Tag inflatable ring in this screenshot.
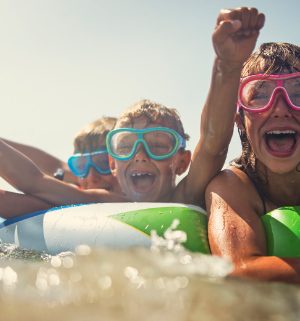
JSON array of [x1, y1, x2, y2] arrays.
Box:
[[0, 203, 210, 255], [261, 206, 300, 257]]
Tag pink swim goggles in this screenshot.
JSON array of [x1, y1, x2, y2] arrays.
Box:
[[238, 72, 300, 113]]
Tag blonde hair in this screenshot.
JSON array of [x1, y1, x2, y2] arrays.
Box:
[[115, 99, 189, 140], [73, 117, 116, 153]]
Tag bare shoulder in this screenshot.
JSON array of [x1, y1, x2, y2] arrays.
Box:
[[206, 166, 267, 258], [205, 166, 263, 217], [207, 166, 251, 190], [205, 167, 248, 202]]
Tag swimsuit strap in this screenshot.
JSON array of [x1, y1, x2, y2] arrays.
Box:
[[244, 169, 267, 215], [230, 159, 267, 215]]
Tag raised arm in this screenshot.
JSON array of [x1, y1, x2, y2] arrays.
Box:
[[1, 138, 77, 184], [177, 7, 265, 207], [206, 168, 300, 284], [0, 139, 126, 205]]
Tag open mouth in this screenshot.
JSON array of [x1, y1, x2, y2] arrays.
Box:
[[130, 171, 156, 191], [264, 129, 298, 156]]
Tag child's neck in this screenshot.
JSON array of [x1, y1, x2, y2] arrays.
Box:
[[263, 169, 300, 208]]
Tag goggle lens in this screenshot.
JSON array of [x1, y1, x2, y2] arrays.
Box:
[[239, 73, 300, 111], [91, 153, 111, 172], [107, 127, 185, 161], [68, 155, 89, 177], [68, 150, 111, 178], [144, 131, 177, 156]]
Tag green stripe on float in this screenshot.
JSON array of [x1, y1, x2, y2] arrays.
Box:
[[110, 206, 210, 254], [262, 206, 300, 257]]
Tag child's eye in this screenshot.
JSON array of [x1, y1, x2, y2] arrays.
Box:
[[148, 143, 171, 154], [289, 93, 300, 103], [117, 144, 132, 154], [251, 92, 269, 100]]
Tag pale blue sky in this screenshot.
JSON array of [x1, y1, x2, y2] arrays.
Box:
[[0, 0, 299, 189]]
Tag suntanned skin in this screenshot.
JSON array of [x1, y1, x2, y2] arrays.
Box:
[[174, 7, 265, 206], [1, 138, 119, 191], [206, 165, 300, 283], [1, 138, 77, 184], [0, 190, 54, 218], [0, 138, 122, 218], [206, 56, 300, 282], [0, 7, 264, 209], [0, 142, 127, 206]]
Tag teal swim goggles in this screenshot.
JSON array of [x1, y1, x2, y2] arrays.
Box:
[[106, 127, 186, 161], [68, 149, 111, 178]]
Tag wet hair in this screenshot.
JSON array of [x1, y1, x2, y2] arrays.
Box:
[[232, 42, 300, 184], [115, 99, 189, 141], [73, 116, 117, 153], [241, 42, 300, 77]]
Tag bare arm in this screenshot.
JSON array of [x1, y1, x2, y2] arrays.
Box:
[[1, 138, 77, 185], [176, 8, 265, 207], [206, 168, 300, 284], [0, 190, 54, 219], [0, 139, 126, 205]]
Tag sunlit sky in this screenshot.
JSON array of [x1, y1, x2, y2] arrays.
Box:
[[0, 0, 299, 190]]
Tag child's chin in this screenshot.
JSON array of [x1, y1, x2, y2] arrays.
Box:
[[128, 190, 159, 202]]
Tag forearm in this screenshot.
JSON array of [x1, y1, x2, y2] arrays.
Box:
[[23, 176, 125, 206], [185, 61, 242, 204], [199, 57, 242, 156], [233, 256, 300, 284], [1, 138, 77, 184], [1, 138, 66, 175], [0, 139, 45, 193], [201, 7, 264, 155], [0, 190, 53, 219]]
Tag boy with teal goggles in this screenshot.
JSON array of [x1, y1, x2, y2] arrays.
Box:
[[106, 127, 186, 161], [68, 149, 111, 178]]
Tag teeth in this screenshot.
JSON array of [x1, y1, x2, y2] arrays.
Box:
[[131, 172, 153, 177], [266, 130, 296, 135]]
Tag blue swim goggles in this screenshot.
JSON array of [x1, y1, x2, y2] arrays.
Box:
[[67, 149, 111, 178], [106, 127, 186, 161]]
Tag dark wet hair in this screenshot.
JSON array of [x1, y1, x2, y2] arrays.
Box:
[[232, 42, 300, 184], [241, 42, 300, 77]]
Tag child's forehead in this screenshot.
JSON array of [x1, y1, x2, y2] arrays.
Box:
[[119, 115, 178, 130]]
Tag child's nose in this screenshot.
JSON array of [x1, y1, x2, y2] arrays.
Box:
[[133, 143, 149, 162], [87, 167, 103, 182], [271, 92, 293, 119]]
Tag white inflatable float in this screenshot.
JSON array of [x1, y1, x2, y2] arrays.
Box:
[[0, 203, 210, 255]]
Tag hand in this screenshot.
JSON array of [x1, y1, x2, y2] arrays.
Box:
[[213, 7, 265, 66]]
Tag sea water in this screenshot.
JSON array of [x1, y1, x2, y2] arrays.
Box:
[[0, 226, 299, 320]]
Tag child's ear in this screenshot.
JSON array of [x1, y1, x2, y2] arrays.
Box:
[[175, 150, 191, 175], [109, 156, 117, 177]]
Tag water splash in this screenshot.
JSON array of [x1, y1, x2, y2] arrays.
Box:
[[0, 228, 299, 321], [150, 219, 233, 278]]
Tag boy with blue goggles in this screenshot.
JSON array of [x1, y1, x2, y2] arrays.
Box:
[[106, 127, 186, 161], [68, 149, 111, 178]]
